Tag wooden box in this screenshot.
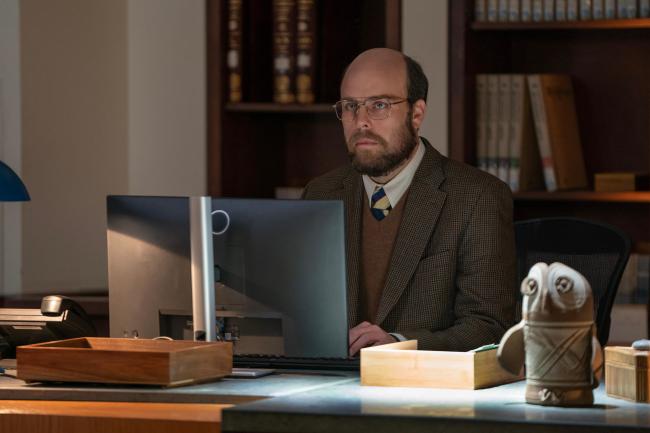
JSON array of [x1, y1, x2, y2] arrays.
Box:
[[605, 346, 650, 402], [360, 340, 522, 389], [16, 337, 232, 386]]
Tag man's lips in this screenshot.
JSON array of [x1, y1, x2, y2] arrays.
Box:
[[355, 139, 378, 146]]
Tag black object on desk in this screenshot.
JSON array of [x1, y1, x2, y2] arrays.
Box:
[[0, 295, 96, 357]]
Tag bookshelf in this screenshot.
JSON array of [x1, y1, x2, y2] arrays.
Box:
[[449, 0, 650, 253], [207, 0, 401, 198]]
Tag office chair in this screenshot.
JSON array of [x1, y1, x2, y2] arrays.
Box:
[[514, 217, 631, 346]]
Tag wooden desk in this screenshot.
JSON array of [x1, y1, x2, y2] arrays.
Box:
[[0, 400, 229, 433]]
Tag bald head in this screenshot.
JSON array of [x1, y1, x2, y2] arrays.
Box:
[[341, 48, 428, 104], [341, 48, 407, 101]]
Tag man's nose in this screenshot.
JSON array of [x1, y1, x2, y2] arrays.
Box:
[[354, 105, 371, 129]]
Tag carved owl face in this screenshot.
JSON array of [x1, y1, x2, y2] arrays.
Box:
[[521, 262, 593, 321]]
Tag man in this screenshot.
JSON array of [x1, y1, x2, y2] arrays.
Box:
[[302, 48, 516, 356]]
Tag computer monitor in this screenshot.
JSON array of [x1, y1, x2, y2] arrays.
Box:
[[107, 196, 349, 359], [107, 195, 215, 341], [208, 198, 348, 358]]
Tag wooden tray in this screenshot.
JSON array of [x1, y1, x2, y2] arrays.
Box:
[[361, 340, 522, 389], [16, 337, 232, 387]]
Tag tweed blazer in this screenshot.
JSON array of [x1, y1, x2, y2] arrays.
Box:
[[302, 138, 517, 351]]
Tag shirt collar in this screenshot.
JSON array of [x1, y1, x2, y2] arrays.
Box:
[[362, 138, 426, 207]]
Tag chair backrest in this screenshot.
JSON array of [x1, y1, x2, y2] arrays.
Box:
[[514, 217, 631, 346]]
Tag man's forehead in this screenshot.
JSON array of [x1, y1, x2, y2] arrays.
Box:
[[340, 66, 406, 99]]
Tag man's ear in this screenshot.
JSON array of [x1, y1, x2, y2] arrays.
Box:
[[410, 99, 427, 130]]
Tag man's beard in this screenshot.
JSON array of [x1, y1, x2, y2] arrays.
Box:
[[347, 115, 419, 178]]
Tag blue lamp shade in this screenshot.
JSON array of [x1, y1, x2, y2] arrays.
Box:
[[0, 160, 30, 201]]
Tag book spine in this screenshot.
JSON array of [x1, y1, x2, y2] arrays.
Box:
[[641, 0, 650, 17], [476, 74, 489, 173], [527, 75, 557, 191], [618, 0, 628, 17], [497, 75, 512, 184], [592, 0, 605, 18], [532, 0, 544, 20], [556, 0, 568, 19], [627, 0, 638, 17], [580, 0, 593, 19], [273, 0, 296, 104], [521, 0, 533, 20], [567, 0, 580, 18], [227, 0, 243, 103], [487, 0, 499, 21], [499, 0, 510, 20], [604, 0, 617, 17], [475, 0, 487, 20], [509, 75, 525, 192], [295, 0, 316, 104], [486, 75, 500, 177], [543, 0, 555, 19], [508, 0, 521, 20]]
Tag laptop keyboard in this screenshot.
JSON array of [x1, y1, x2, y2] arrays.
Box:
[[234, 353, 360, 371]]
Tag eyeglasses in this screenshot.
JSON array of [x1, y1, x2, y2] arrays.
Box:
[[333, 97, 407, 121]]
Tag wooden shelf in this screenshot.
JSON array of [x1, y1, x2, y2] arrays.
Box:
[[513, 191, 650, 203], [472, 18, 650, 31], [225, 102, 335, 114]]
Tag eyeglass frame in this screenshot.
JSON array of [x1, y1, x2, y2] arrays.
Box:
[[332, 96, 409, 121]]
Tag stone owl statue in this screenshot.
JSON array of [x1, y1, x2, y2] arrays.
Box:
[[497, 262, 603, 406]]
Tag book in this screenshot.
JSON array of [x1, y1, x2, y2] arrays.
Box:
[[475, 0, 487, 20], [543, 0, 555, 19], [604, 0, 617, 18], [487, 0, 499, 21], [580, 0, 593, 19], [527, 74, 588, 191], [295, 0, 316, 104], [594, 172, 650, 192], [497, 75, 512, 183], [641, 0, 650, 17], [556, 0, 568, 19], [499, 0, 510, 20], [508, 0, 521, 20], [617, 0, 629, 17], [568, 0, 580, 19], [592, 0, 605, 18], [532, 0, 544, 20], [509, 75, 544, 192], [521, 0, 533, 20], [486, 75, 500, 177], [273, 0, 296, 104], [626, 0, 638, 17], [227, 0, 243, 103], [476, 74, 489, 173]]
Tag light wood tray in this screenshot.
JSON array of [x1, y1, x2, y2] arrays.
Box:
[[16, 337, 232, 387], [361, 340, 522, 389]]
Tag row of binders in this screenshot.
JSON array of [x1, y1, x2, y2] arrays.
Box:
[[475, 0, 650, 22], [476, 74, 587, 192]]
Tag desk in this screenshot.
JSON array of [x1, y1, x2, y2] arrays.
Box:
[[0, 400, 228, 433], [222, 379, 650, 433], [1, 374, 650, 433]]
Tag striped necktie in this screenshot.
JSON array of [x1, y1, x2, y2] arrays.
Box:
[[370, 186, 392, 221]]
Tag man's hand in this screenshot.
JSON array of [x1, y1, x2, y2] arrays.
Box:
[[348, 321, 397, 356]]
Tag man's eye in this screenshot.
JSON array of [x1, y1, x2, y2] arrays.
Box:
[[342, 102, 358, 112], [371, 100, 389, 110]]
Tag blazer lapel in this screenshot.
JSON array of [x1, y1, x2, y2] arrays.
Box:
[[375, 143, 447, 325], [341, 171, 363, 328]]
